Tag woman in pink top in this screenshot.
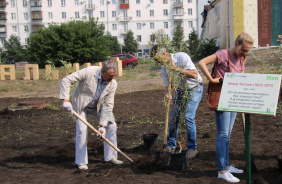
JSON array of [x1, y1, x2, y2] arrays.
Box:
[[198, 33, 254, 183]]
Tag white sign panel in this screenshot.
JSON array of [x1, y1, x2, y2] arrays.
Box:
[[218, 73, 282, 116]]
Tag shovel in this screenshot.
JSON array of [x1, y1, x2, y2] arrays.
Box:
[[241, 113, 258, 172], [71, 110, 134, 163]]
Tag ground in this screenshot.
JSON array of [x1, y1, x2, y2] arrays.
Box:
[[0, 48, 281, 184]]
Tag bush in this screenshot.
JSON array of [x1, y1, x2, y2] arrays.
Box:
[[195, 38, 220, 59]]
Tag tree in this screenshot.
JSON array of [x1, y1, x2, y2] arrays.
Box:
[[148, 29, 172, 52], [2, 35, 26, 63], [172, 25, 186, 52], [186, 28, 199, 57], [122, 30, 138, 54], [105, 32, 120, 55], [26, 18, 112, 67]]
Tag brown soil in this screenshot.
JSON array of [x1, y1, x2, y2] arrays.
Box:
[[0, 48, 281, 183]]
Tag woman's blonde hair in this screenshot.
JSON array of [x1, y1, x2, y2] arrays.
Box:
[[235, 32, 254, 46]]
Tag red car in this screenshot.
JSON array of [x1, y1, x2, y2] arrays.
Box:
[[110, 54, 138, 69]]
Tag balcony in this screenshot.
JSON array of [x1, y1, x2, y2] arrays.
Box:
[[0, 13, 6, 23], [32, 25, 44, 33], [30, 6, 42, 11], [174, 1, 183, 8], [120, 29, 128, 34], [120, 0, 129, 9], [0, 0, 6, 10], [118, 16, 132, 22], [0, 32, 6, 37], [85, 3, 95, 11], [173, 14, 184, 20]]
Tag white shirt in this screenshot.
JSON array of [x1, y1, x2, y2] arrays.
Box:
[[161, 52, 203, 89]]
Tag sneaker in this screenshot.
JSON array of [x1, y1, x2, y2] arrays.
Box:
[[228, 165, 244, 174], [188, 149, 198, 159], [218, 171, 240, 183], [109, 157, 123, 165], [77, 164, 88, 170]]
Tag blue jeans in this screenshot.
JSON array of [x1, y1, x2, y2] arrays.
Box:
[[215, 111, 237, 170], [167, 85, 203, 150]]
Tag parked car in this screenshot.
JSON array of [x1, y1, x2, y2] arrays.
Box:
[[110, 54, 138, 69]]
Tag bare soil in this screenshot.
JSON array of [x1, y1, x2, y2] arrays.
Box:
[[0, 48, 281, 184]]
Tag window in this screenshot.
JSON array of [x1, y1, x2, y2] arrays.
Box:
[[150, 0, 154, 3], [75, 0, 79, 5], [0, 26, 5, 32], [136, 0, 140, 4], [100, 0, 104, 5], [175, 22, 182, 27], [24, 25, 29, 32], [62, 12, 66, 19], [163, 0, 168, 3], [48, 12, 53, 19], [75, 12, 80, 18], [112, 24, 117, 30], [25, 38, 28, 44], [88, 11, 93, 18], [188, 0, 192, 2], [137, 23, 141, 30], [12, 26, 17, 32], [150, 10, 154, 17], [0, 39, 5, 46], [34, 12, 40, 19], [163, 9, 168, 16], [188, 8, 192, 15], [174, 8, 184, 15], [23, 0, 27, 7], [150, 22, 154, 29], [123, 23, 128, 33], [61, 0, 65, 6], [112, 0, 116, 4], [150, 35, 155, 42], [23, 13, 28, 20], [136, 10, 141, 17], [48, 0, 52, 7], [11, 0, 15, 7], [137, 35, 141, 42], [100, 11, 105, 18], [112, 11, 116, 18], [164, 34, 169, 39], [188, 21, 193, 28], [11, 13, 16, 20], [164, 22, 168, 29]]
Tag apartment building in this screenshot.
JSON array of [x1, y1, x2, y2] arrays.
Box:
[[1, 0, 198, 57]]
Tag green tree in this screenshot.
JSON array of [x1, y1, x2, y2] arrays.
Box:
[[26, 18, 111, 67], [123, 30, 138, 54], [197, 38, 220, 59], [105, 32, 120, 55], [172, 25, 186, 52], [2, 35, 26, 63], [186, 28, 199, 57]]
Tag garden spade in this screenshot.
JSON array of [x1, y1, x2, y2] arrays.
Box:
[[71, 110, 134, 163], [241, 113, 258, 172]]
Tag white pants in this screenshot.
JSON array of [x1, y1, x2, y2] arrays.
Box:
[[75, 110, 118, 165]]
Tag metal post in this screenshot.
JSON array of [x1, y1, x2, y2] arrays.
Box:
[[245, 113, 251, 184]]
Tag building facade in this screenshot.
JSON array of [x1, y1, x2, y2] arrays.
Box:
[[202, 0, 282, 49], [0, 0, 198, 57]]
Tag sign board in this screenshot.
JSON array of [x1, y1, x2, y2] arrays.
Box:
[[218, 73, 282, 116]]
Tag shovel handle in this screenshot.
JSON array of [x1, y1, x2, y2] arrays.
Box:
[[71, 110, 134, 163]]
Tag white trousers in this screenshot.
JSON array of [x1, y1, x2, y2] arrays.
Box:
[[75, 110, 118, 165]]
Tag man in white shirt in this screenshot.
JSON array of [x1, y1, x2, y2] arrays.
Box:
[[151, 45, 203, 159]]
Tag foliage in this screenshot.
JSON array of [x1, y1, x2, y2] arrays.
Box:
[[148, 29, 173, 51], [122, 30, 138, 54], [186, 28, 199, 57], [172, 25, 187, 52], [105, 32, 120, 55], [26, 18, 111, 67], [196, 37, 220, 59], [2, 35, 26, 63]]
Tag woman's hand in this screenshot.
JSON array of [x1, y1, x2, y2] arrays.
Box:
[[211, 77, 221, 83]]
